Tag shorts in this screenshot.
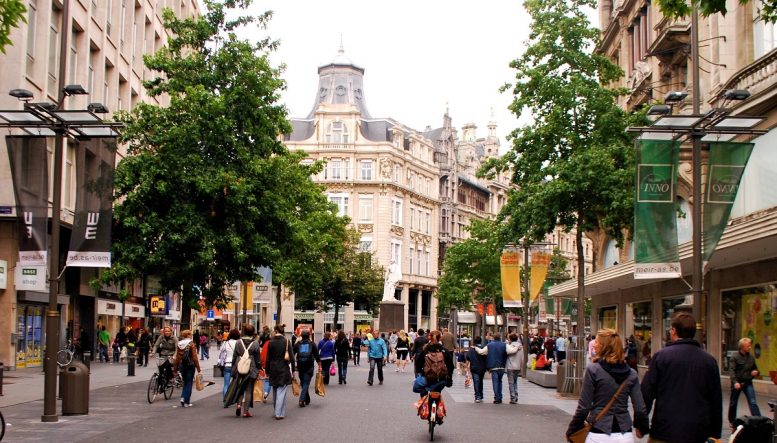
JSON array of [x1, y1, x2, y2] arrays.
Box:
[[396, 349, 408, 360]]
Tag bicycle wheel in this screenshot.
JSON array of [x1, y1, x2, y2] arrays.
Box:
[[147, 373, 159, 404], [56, 350, 73, 367], [163, 376, 174, 399], [1, 409, 5, 441], [428, 419, 435, 441]]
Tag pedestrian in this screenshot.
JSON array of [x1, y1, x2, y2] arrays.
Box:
[[412, 329, 428, 369], [389, 330, 398, 364], [294, 328, 320, 407], [544, 334, 556, 362], [556, 333, 567, 361], [193, 330, 200, 350], [441, 328, 456, 353], [173, 329, 201, 408], [641, 311, 722, 442], [414, 330, 454, 397], [408, 328, 416, 342], [266, 324, 295, 419], [395, 330, 411, 373], [364, 331, 388, 386], [587, 334, 597, 366], [318, 331, 335, 385], [351, 332, 362, 366], [566, 329, 649, 442], [153, 326, 178, 385], [334, 330, 352, 384], [505, 333, 523, 404], [474, 333, 508, 404], [220, 329, 239, 400], [137, 328, 152, 366], [116, 327, 127, 359], [466, 337, 487, 403], [199, 332, 209, 360], [727, 337, 762, 429], [223, 324, 260, 417], [97, 325, 111, 363], [259, 326, 272, 402]]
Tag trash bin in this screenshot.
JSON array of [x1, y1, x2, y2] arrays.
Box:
[[556, 360, 566, 393], [61, 361, 90, 415], [213, 365, 224, 378]]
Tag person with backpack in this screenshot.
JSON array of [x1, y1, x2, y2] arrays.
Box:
[[364, 331, 388, 386], [223, 324, 261, 417], [219, 329, 240, 399], [173, 329, 201, 408], [294, 329, 320, 407], [318, 331, 336, 385], [414, 330, 454, 397], [334, 330, 352, 384]]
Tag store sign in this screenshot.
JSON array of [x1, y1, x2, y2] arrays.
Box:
[[14, 265, 46, 291], [0, 259, 7, 289], [149, 294, 169, 316], [125, 303, 145, 318], [98, 299, 122, 316], [253, 284, 272, 304]]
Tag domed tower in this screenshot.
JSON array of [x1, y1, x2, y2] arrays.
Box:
[[306, 43, 372, 119]]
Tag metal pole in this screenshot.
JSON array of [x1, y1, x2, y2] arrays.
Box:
[[522, 242, 530, 378], [691, 3, 704, 344], [241, 282, 248, 328]]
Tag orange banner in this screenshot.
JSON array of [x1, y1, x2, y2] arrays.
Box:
[[500, 251, 522, 307], [529, 251, 551, 302]]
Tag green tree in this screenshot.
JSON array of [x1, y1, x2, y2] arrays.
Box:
[[0, 0, 25, 54], [482, 0, 638, 357], [105, 1, 340, 326], [657, 0, 777, 24]]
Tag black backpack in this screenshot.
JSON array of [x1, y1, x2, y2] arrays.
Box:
[[298, 341, 312, 363]]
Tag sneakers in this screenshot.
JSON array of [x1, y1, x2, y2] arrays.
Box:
[[509, 400, 518, 404], [185, 403, 193, 408], [180, 399, 185, 407], [367, 381, 373, 386], [242, 411, 252, 417], [475, 399, 482, 403]]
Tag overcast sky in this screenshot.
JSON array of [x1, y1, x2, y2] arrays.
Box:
[[238, 0, 538, 150]]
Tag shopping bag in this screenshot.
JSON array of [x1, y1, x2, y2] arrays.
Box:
[[253, 378, 263, 404], [315, 371, 326, 397], [291, 375, 301, 396], [330, 362, 336, 376], [195, 373, 204, 391]]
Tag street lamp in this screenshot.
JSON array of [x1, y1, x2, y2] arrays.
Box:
[[0, 87, 120, 422]]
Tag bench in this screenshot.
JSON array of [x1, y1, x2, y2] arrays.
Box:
[[526, 368, 557, 388]]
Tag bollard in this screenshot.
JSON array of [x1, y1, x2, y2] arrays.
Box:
[[0, 362, 4, 396], [127, 354, 136, 376], [82, 352, 91, 371]]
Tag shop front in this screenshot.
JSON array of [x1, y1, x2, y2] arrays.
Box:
[[14, 291, 69, 369], [353, 312, 373, 334], [97, 298, 123, 338], [124, 301, 146, 331]]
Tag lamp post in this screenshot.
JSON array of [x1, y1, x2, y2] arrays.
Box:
[[0, 91, 120, 422]]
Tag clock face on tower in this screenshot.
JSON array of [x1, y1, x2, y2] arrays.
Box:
[[335, 85, 346, 96]]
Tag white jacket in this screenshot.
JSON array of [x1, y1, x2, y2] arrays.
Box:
[[221, 339, 237, 367], [505, 341, 523, 370]]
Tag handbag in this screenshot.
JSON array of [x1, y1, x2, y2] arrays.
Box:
[[195, 373, 204, 391], [315, 371, 326, 397], [329, 362, 337, 376], [567, 378, 629, 443], [291, 375, 301, 396]]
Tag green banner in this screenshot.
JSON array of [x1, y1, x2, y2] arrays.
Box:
[[703, 142, 753, 263], [634, 139, 681, 279]]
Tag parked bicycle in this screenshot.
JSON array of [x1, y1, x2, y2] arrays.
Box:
[[56, 339, 81, 368], [147, 356, 183, 404]]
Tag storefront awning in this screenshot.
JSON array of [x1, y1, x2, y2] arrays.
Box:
[[456, 311, 478, 323]]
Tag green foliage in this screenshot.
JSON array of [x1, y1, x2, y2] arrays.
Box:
[[657, 0, 777, 24], [105, 1, 344, 309], [547, 248, 573, 284], [0, 0, 25, 54]]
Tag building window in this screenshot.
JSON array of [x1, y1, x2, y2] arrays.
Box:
[[47, 6, 60, 95], [409, 246, 414, 274], [626, 301, 652, 364], [326, 121, 349, 143], [409, 205, 414, 229], [26, 1, 36, 63], [358, 194, 373, 222], [426, 211, 431, 234], [425, 248, 431, 276], [392, 198, 402, 225], [359, 236, 372, 253], [360, 160, 372, 180], [327, 193, 349, 217], [721, 285, 777, 376], [391, 240, 402, 273], [393, 164, 401, 183], [754, 15, 777, 57], [417, 247, 422, 274]]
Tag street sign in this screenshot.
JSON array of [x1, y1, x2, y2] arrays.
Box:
[[207, 309, 215, 320], [273, 313, 277, 321]]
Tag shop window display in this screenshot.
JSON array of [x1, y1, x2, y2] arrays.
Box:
[[626, 301, 652, 365], [722, 284, 777, 382], [599, 306, 617, 330], [662, 296, 688, 346]]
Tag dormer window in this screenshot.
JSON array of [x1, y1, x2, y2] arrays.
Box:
[[326, 121, 349, 143]]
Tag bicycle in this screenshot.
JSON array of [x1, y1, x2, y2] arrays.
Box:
[[147, 357, 183, 404], [426, 391, 443, 441], [56, 339, 81, 368]]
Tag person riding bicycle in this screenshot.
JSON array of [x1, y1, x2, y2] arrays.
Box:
[[153, 326, 179, 384], [414, 330, 454, 395]]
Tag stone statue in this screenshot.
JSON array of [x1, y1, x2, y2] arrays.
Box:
[[382, 259, 401, 301]]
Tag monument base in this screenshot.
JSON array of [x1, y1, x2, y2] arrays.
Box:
[[378, 300, 405, 332]]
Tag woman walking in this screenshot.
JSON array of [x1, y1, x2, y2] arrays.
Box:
[[318, 332, 335, 385], [351, 332, 362, 366], [220, 329, 240, 400], [334, 330, 351, 384], [137, 328, 152, 367], [266, 324, 296, 419], [173, 330, 201, 408], [224, 324, 261, 417], [395, 330, 410, 373], [566, 329, 649, 442]]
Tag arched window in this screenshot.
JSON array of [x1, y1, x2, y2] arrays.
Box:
[[326, 121, 349, 143]]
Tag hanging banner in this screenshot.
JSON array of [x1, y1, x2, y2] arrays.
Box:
[[66, 138, 117, 267], [6, 136, 49, 266], [703, 142, 754, 264], [529, 251, 550, 302], [500, 250, 522, 307], [634, 139, 681, 279]]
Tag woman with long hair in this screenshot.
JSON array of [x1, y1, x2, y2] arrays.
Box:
[[318, 331, 335, 385], [219, 329, 240, 400], [334, 330, 352, 384], [223, 324, 261, 417], [395, 330, 411, 373], [266, 324, 296, 419], [566, 329, 649, 442], [413, 330, 454, 397]]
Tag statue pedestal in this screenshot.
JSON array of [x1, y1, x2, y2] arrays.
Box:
[[378, 300, 405, 332]]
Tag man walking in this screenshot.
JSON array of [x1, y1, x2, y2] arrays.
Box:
[[441, 328, 456, 353], [641, 312, 722, 442], [294, 329, 320, 408], [412, 329, 428, 371], [98, 325, 111, 363], [466, 337, 488, 403], [555, 333, 567, 361], [365, 331, 388, 386], [505, 333, 522, 404], [475, 333, 508, 404], [728, 337, 761, 428]]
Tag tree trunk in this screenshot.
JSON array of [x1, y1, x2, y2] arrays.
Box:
[[575, 216, 587, 394], [275, 284, 282, 326], [333, 302, 340, 332]]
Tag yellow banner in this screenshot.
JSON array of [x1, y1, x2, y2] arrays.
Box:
[[530, 251, 551, 302], [500, 251, 522, 307]]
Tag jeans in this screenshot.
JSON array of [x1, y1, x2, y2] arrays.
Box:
[[321, 359, 333, 384], [98, 344, 108, 362], [491, 369, 505, 402], [368, 357, 383, 383], [138, 347, 149, 366], [472, 372, 484, 400], [180, 364, 195, 404], [728, 382, 761, 424], [353, 348, 360, 365], [506, 369, 520, 403], [222, 366, 232, 399], [273, 384, 288, 418], [299, 367, 314, 404], [200, 344, 209, 360], [337, 359, 348, 382]]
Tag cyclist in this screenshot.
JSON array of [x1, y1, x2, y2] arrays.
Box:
[[414, 330, 454, 395], [153, 326, 179, 384]]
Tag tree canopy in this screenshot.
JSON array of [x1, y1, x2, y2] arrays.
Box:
[[657, 0, 777, 23], [0, 0, 25, 53]]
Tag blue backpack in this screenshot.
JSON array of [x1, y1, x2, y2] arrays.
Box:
[[298, 342, 312, 363]]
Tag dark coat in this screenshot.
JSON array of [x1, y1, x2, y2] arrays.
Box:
[[567, 362, 648, 437], [466, 346, 487, 376], [335, 337, 352, 361], [267, 335, 295, 387], [484, 340, 508, 370], [294, 338, 320, 371], [641, 339, 722, 443], [729, 350, 758, 386], [229, 337, 261, 379]]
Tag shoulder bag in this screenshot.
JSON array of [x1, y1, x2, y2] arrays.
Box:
[[567, 378, 630, 443]]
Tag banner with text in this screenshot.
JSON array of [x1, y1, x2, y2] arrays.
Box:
[[66, 138, 117, 267], [529, 251, 550, 302], [634, 139, 681, 279], [500, 250, 522, 307], [6, 136, 49, 266], [703, 142, 754, 264]]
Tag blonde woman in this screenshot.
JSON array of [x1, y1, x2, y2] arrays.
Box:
[[566, 329, 648, 442], [395, 330, 411, 372]]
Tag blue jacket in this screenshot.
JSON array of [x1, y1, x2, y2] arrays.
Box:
[[365, 338, 387, 359], [484, 341, 507, 370], [318, 339, 335, 359]]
